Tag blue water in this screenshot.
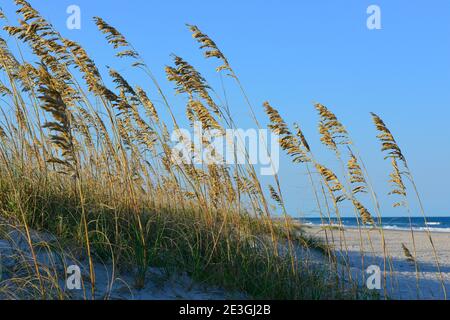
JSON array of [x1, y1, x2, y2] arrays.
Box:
[[297, 217, 450, 232]]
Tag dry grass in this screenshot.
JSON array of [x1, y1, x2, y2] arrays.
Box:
[[0, 0, 444, 300]]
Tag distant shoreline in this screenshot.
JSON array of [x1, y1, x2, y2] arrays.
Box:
[[295, 216, 450, 233], [301, 223, 450, 233]]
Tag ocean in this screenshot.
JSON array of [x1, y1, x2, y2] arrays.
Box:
[[297, 216, 450, 232]]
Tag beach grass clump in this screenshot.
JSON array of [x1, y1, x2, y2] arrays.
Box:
[[0, 0, 444, 300], [0, 0, 355, 299]]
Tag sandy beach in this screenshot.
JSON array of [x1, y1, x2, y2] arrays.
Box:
[[2, 220, 450, 299], [0, 225, 244, 300], [306, 226, 450, 299]]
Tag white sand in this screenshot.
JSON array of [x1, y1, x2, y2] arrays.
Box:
[[306, 226, 450, 299], [0, 226, 244, 300], [3, 220, 449, 300]]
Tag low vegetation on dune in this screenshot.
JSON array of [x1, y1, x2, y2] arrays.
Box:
[[0, 0, 444, 299]]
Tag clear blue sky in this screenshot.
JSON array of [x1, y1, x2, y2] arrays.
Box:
[[1, 0, 449, 217]]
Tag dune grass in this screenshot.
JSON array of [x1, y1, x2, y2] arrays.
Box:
[[0, 0, 444, 300]]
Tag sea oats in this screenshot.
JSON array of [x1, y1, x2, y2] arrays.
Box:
[[402, 243, 416, 262], [186, 24, 231, 73], [94, 16, 138, 59], [315, 103, 349, 151], [347, 151, 367, 195], [269, 184, 283, 207], [371, 112, 405, 163], [264, 102, 309, 163]]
